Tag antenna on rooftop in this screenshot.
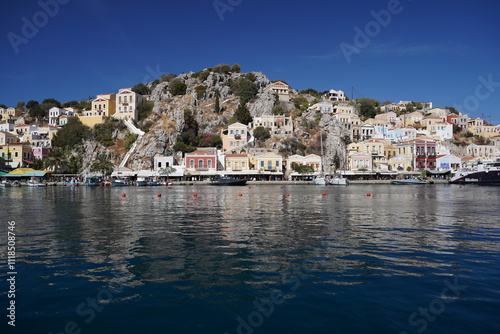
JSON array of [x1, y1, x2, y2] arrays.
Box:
[[351, 87, 354, 100]]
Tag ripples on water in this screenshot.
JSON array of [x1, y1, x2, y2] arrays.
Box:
[[0, 185, 499, 333]]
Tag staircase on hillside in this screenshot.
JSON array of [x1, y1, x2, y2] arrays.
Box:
[[119, 119, 145, 168]]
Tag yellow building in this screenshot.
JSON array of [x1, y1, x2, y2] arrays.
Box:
[[0, 143, 33, 168], [225, 154, 250, 171], [250, 152, 283, 172], [91, 94, 116, 117], [77, 115, 105, 127], [470, 124, 499, 138]]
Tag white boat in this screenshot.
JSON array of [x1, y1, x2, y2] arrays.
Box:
[[27, 179, 47, 187], [111, 179, 130, 186], [313, 131, 328, 185], [1, 180, 12, 187], [313, 176, 328, 185], [329, 175, 348, 186], [450, 158, 500, 185]]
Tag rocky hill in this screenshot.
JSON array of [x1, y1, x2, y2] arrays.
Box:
[[81, 67, 349, 172]]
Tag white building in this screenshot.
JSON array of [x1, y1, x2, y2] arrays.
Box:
[[115, 88, 144, 121], [325, 89, 346, 102]]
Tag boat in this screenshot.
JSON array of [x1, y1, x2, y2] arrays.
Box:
[[313, 131, 328, 185], [27, 179, 47, 187], [329, 174, 348, 186], [111, 179, 130, 186], [450, 158, 500, 185], [66, 179, 80, 186], [313, 176, 328, 185], [136, 177, 160, 186], [211, 176, 247, 186], [84, 177, 103, 186], [391, 178, 427, 185], [1, 180, 12, 187]]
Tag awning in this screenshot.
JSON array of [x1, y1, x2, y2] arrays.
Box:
[[4, 168, 47, 177]]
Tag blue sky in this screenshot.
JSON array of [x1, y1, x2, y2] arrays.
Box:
[[1, 0, 499, 123]]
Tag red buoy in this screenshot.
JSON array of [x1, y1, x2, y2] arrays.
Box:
[[157, 193, 161, 197], [121, 193, 126, 197], [193, 193, 198, 197], [322, 192, 327, 196], [366, 192, 371, 196]]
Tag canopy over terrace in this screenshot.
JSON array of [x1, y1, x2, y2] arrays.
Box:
[[4, 168, 48, 178]]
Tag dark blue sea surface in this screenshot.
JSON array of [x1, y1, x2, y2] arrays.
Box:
[[1, 184, 499, 334]]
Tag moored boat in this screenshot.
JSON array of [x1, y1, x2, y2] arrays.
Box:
[[111, 179, 130, 186], [450, 158, 500, 185], [329, 174, 348, 186], [27, 179, 47, 187], [211, 176, 247, 186], [391, 178, 427, 185]]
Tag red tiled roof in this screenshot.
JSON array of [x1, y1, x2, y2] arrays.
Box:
[[226, 154, 248, 157]]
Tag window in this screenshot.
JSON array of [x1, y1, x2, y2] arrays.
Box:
[[207, 160, 212, 168], [15, 152, 18, 158], [190, 159, 194, 167], [158, 162, 162, 168], [260, 161, 264, 167], [198, 160, 203, 168], [268, 161, 272, 169], [276, 160, 279, 167]]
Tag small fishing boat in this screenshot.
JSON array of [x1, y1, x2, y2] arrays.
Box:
[[391, 178, 427, 185], [111, 179, 130, 186], [329, 174, 348, 186], [27, 179, 47, 187]]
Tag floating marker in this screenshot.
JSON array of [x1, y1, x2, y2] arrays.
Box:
[[286, 193, 290, 197], [121, 193, 126, 197], [238, 193, 243, 197], [366, 192, 371, 196], [322, 192, 327, 196], [193, 193, 198, 197], [168, 186, 173, 189], [248, 186, 252, 189], [157, 193, 161, 197]]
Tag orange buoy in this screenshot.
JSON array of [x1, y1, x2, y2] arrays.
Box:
[[248, 186, 252, 189], [121, 193, 126, 197], [168, 186, 173, 189], [328, 186, 331, 188], [193, 193, 198, 197], [238, 193, 243, 197], [322, 192, 327, 196], [286, 193, 290, 197], [459, 185, 462, 188], [157, 193, 161, 197], [366, 192, 371, 196]]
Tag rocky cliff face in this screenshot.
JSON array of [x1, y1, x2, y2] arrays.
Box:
[[94, 69, 348, 171]]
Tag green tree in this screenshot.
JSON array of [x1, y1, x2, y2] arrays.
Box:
[[138, 101, 154, 122], [161, 73, 177, 82], [66, 155, 83, 174], [445, 106, 459, 115], [244, 72, 257, 82], [42, 98, 61, 108], [26, 100, 39, 109], [125, 132, 138, 150], [232, 101, 253, 125], [16, 101, 25, 110], [169, 79, 187, 96], [230, 64, 241, 73], [231, 78, 258, 104], [132, 83, 150, 95], [357, 98, 380, 119], [253, 126, 270, 141], [52, 117, 90, 148], [213, 64, 231, 74], [32, 158, 44, 170], [293, 164, 314, 174], [195, 85, 207, 99], [159, 166, 176, 181], [45, 147, 67, 172], [271, 104, 286, 115], [91, 154, 115, 176], [29, 106, 46, 119], [214, 89, 221, 114], [0, 104, 7, 109]]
